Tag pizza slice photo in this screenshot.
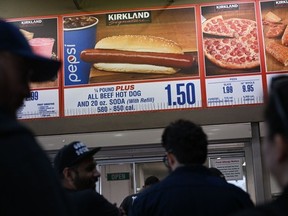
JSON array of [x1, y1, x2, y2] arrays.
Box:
[[202, 15, 260, 74], [202, 15, 235, 38]]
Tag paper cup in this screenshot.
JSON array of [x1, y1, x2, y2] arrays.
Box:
[[29, 38, 55, 58], [63, 16, 98, 86]]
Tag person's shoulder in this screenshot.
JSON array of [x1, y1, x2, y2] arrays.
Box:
[[67, 189, 120, 215], [123, 193, 135, 199], [224, 182, 253, 201], [211, 177, 246, 194], [69, 189, 115, 206], [223, 181, 245, 191], [224, 182, 251, 197], [203, 176, 254, 207], [133, 180, 164, 202], [120, 193, 133, 206]]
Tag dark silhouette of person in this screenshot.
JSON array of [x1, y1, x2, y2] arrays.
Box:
[[54, 141, 122, 216], [0, 19, 73, 216], [130, 119, 254, 216], [120, 176, 160, 215], [231, 75, 288, 216]]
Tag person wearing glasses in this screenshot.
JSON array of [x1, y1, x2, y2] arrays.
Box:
[[231, 75, 288, 216], [130, 119, 254, 216]]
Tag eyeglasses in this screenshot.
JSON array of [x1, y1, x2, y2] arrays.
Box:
[[163, 155, 169, 168], [269, 75, 288, 137], [162, 149, 173, 168]]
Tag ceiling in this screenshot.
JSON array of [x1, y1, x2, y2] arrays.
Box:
[[37, 122, 259, 151], [0, 0, 238, 18]]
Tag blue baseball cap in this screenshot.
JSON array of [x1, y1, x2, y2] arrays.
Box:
[[0, 19, 61, 82]]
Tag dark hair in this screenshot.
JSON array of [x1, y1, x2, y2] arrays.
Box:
[[161, 119, 208, 165], [144, 176, 160, 186], [265, 75, 288, 141]]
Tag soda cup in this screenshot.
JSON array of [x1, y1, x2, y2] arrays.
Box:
[[63, 16, 98, 86]]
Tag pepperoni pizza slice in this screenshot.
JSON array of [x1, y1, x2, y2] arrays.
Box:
[[224, 18, 257, 37], [202, 16, 260, 70], [203, 37, 259, 69], [202, 15, 234, 37]]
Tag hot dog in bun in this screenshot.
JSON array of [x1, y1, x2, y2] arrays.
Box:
[[80, 35, 196, 74]]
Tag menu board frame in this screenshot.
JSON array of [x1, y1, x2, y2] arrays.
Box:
[[7, 0, 288, 123]]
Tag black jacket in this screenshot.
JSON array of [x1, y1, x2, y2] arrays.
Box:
[[231, 185, 288, 216], [130, 165, 254, 216], [120, 193, 138, 215], [0, 111, 73, 216], [66, 188, 120, 216]]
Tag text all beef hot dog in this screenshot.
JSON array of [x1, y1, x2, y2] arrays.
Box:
[[80, 35, 196, 74]]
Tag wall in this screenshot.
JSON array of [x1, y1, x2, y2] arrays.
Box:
[[100, 164, 132, 206], [0, 0, 264, 136]]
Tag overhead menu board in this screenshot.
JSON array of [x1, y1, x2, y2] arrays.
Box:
[[201, 2, 264, 107], [62, 7, 202, 116], [8, 0, 288, 119]]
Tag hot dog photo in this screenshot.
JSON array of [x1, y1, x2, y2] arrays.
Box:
[[63, 7, 198, 86], [80, 35, 196, 75]]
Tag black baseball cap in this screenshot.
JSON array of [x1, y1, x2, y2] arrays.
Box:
[[54, 141, 101, 174], [0, 19, 61, 82]]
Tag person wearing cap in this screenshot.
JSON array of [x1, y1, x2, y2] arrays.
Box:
[[130, 119, 254, 216], [120, 175, 160, 215], [54, 141, 122, 216], [231, 75, 288, 216], [0, 19, 73, 215]]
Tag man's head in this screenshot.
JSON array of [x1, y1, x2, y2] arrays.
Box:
[[54, 141, 101, 190], [0, 19, 60, 116], [143, 176, 160, 189], [162, 119, 208, 171], [264, 75, 288, 188]]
